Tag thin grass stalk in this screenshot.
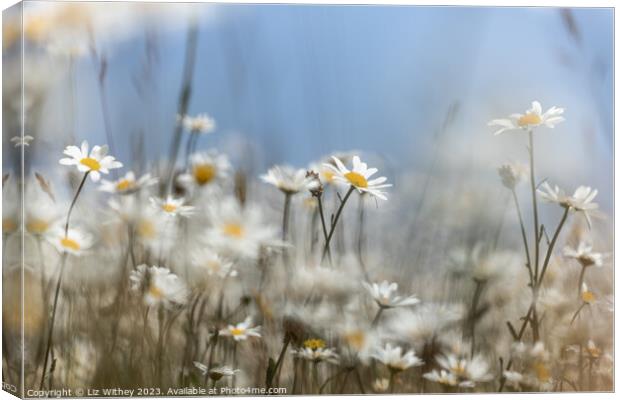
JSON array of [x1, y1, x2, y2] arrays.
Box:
[[528, 129, 540, 281], [165, 21, 199, 194], [321, 186, 355, 262], [64, 172, 90, 236], [536, 207, 570, 287], [39, 253, 68, 390], [511, 189, 533, 282], [316, 195, 332, 264]]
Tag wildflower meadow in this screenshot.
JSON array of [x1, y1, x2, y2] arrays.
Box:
[[2, 2, 613, 397]]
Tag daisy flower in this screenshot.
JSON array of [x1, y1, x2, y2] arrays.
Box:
[[537, 182, 598, 226], [59, 140, 122, 182], [99, 171, 157, 195], [130, 264, 188, 308], [502, 371, 524, 390], [46, 226, 93, 256], [497, 163, 528, 190], [260, 165, 318, 195], [193, 362, 240, 381], [363, 281, 420, 309], [150, 196, 195, 218], [132, 210, 178, 254], [25, 185, 60, 236], [435, 353, 493, 387], [191, 249, 237, 279], [10, 135, 34, 147], [581, 282, 596, 304], [563, 241, 605, 268], [204, 198, 279, 261], [585, 339, 602, 359], [323, 156, 391, 200], [178, 113, 216, 134], [488, 101, 565, 135], [219, 316, 261, 341], [314, 151, 358, 187], [291, 338, 339, 363], [423, 369, 459, 386], [371, 343, 423, 372], [178, 150, 231, 189], [372, 378, 390, 393]]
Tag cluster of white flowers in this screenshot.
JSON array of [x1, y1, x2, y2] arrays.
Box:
[[3, 96, 609, 396]]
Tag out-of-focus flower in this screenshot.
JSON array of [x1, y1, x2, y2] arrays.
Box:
[[130, 264, 188, 308], [371, 343, 423, 372], [337, 323, 380, 365], [46, 226, 93, 256], [581, 282, 596, 304], [423, 370, 458, 386], [178, 151, 231, 189], [529, 342, 550, 361], [25, 184, 60, 236], [502, 371, 523, 390], [537, 182, 598, 226], [384, 303, 466, 347], [563, 241, 604, 268], [363, 281, 419, 309], [488, 101, 565, 135], [132, 210, 178, 254], [219, 316, 261, 341], [178, 113, 216, 134], [531, 361, 552, 389], [323, 156, 391, 200], [585, 339, 602, 359], [497, 163, 528, 190], [59, 141, 122, 182], [193, 362, 240, 381], [99, 171, 157, 195], [191, 249, 237, 278], [150, 196, 195, 218], [10, 135, 34, 147], [291, 338, 339, 363], [372, 378, 390, 392], [260, 165, 318, 195], [435, 353, 493, 387], [204, 199, 279, 261]]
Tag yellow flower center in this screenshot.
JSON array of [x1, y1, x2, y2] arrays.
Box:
[[162, 203, 177, 213], [206, 260, 221, 273], [2, 218, 17, 233], [438, 376, 453, 385], [80, 157, 101, 171], [451, 362, 467, 376], [587, 346, 601, 358], [148, 285, 163, 299], [193, 164, 216, 185], [230, 327, 245, 336], [582, 290, 595, 303], [25, 15, 50, 42], [60, 237, 80, 251], [533, 362, 550, 382], [26, 219, 49, 234], [137, 220, 156, 239], [303, 338, 326, 350], [344, 330, 365, 350], [345, 171, 368, 188], [223, 223, 244, 238], [116, 179, 135, 192], [518, 113, 542, 127], [323, 170, 335, 184]]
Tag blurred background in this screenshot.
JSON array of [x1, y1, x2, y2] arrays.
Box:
[[3, 2, 613, 211]]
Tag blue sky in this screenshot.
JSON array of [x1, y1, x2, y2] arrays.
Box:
[[14, 4, 614, 207]]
